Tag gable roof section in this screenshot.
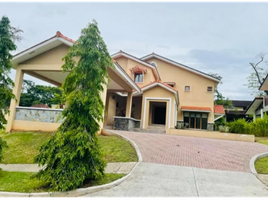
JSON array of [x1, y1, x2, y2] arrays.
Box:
[[12, 31, 75, 66], [113, 62, 141, 92], [214, 105, 225, 114], [245, 97, 263, 115], [132, 80, 179, 103], [111, 50, 161, 81], [140, 52, 220, 83]]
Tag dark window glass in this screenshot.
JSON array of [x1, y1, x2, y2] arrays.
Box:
[[202, 113, 208, 130]]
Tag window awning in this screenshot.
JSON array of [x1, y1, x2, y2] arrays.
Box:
[[181, 106, 211, 113]]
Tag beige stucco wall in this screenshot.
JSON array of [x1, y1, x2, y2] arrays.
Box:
[[146, 58, 217, 123], [21, 44, 70, 65], [141, 86, 176, 129], [12, 120, 61, 132], [116, 57, 156, 87]]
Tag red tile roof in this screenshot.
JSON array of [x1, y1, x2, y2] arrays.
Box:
[[130, 65, 147, 74], [181, 106, 211, 111], [214, 105, 225, 114]]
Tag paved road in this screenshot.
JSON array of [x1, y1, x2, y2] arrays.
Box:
[[84, 162, 268, 197], [112, 130, 268, 172]]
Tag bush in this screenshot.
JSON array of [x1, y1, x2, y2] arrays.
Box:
[[218, 125, 229, 133], [251, 115, 268, 136], [227, 118, 252, 134], [226, 114, 268, 136]]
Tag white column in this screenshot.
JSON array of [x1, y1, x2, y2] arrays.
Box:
[[253, 113, 256, 122], [261, 109, 264, 119]]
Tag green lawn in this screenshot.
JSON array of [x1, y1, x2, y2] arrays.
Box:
[[255, 157, 268, 174], [0, 170, 124, 193], [255, 137, 268, 174], [255, 137, 268, 146], [0, 130, 138, 164]]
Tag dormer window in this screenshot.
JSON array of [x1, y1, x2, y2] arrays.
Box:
[[135, 73, 143, 83]]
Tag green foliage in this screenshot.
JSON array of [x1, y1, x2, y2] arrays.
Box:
[[19, 80, 63, 107], [214, 117, 225, 131], [227, 118, 252, 134], [226, 114, 268, 136], [34, 20, 114, 191], [0, 137, 8, 162], [0, 16, 22, 129]]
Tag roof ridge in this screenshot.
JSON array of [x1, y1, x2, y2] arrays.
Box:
[[140, 52, 220, 82]]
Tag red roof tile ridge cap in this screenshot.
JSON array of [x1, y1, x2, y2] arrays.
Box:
[[55, 31, 75, 43]]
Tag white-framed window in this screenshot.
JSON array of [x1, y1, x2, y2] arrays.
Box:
[[135, 73, 143, 83], [207, 86, 213, 92], [185, 86, 190, 91]]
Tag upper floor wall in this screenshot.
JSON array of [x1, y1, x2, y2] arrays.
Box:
[[145, 57, 218, 108]]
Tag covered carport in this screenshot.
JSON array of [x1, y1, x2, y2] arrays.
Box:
[[6, 31, 140, 132]]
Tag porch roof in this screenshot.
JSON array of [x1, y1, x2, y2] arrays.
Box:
[[11, 31, 141, 93], [181, 106, 211, 113], [245, 97, 263, 115]]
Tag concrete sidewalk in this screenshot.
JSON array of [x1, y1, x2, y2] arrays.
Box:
[[0, 162, 137, 174], [84, 162, 268, 197]]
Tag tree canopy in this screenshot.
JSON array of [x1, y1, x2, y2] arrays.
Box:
[[0, 16, 22, 129], [34, 20, 113, 191]]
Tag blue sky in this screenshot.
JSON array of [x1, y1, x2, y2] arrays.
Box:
[[2, 2, 268, 100]]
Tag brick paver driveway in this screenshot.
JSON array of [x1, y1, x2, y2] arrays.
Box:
[[112, 130, 268, 172]]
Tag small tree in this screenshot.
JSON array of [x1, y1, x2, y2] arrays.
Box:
[[34, 20, 113, 191], [0, 16, 22, 168], [246, 53, 268, 96]]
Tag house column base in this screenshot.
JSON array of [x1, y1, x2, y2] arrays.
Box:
[[114, 117, 140, 131], [207, 123, 214, 131]]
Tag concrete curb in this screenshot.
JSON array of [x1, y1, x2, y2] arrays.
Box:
[[0, 131, 142, 197], [105, 129, 143, 162], [249, 152, 268, 174]]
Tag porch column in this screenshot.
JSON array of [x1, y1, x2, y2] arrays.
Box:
[[261, 109, 264, 119], [125, 92, 133, 118], [253, 113, 256, 122], [6, 69, 24, 132]]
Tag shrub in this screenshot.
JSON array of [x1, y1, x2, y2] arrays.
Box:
[[251, 115, 268, 137], [218, 125, 229, 133], [226, 114, 268, 136], [227, 118, 252, 135]]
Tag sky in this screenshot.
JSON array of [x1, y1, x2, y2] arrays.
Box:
[[1, 2, 268, 101]]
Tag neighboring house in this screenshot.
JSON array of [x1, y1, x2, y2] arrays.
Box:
[[245, 75, 268, 120], [6, 31, 224, 133], [225, 100, 252, 122]]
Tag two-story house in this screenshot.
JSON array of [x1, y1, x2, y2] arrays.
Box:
[[6, 31, 223, 133]]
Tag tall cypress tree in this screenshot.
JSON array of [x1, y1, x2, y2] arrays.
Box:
[[0, 16, 22, 165], [34, 20, 113, 191]]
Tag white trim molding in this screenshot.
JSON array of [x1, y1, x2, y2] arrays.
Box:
[[111, 51, 161, 80], [113, 63, 141, 92], [143, 97, 172, 129]]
